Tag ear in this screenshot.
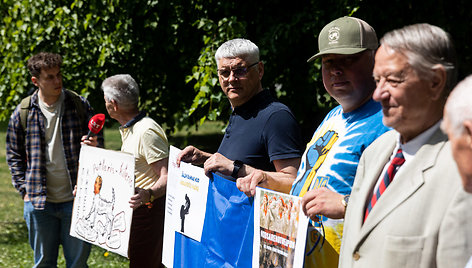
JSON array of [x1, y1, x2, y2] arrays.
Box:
[[110, 99, 119, 112], [463, 120, 472, 149], [257, 61, 264, 80], [430, 64, 447, 100], [31, 76, 39, 87]]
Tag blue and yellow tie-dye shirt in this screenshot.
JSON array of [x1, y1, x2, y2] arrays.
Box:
[[290, 98, 389, 267]]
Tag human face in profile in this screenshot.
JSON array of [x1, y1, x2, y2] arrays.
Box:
[[373, 44, 444, 142]]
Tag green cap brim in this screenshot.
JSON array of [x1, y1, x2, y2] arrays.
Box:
[[307, 47, 368, 62]]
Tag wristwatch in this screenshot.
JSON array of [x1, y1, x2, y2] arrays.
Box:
[[231, 160, 244, 178], [341, 194, 350, 208]]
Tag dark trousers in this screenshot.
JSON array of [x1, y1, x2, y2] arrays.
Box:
[[128, 196, 166, 268]]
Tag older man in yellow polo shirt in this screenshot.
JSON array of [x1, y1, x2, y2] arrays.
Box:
[[102, 74, 168, 268]]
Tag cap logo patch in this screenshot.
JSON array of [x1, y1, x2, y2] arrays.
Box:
[[328, 26, 340, 44]]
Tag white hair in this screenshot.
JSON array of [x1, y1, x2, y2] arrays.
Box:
[[101, 74, 139, 110], [445, 75, 472, 137], [381, 23, 457, 95], [215, 38, 260, 67]]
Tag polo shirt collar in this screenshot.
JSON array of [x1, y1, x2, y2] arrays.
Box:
[[121, 111, 146, 129], [233, 89, 272, 115]]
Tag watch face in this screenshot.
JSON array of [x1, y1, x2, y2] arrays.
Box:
[[232, 160, 244, 178], [343, 195, 350, 205], [234, 160, 243, 168]]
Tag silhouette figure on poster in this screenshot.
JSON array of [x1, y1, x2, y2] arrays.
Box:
[[180, 194, 191, 232]]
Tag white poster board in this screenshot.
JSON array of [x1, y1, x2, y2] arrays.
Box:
[[70, 145, 135, 258], [253, 187, 309, 268], [162, 146, 209, 268]]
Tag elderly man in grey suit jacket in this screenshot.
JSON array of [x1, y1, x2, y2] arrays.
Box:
[[339, 23, 472, 268]]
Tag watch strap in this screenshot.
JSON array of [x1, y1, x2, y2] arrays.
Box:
[[147, 188, 155, 203], [341, 194, 350, 207], [231, 160, 244, 178]]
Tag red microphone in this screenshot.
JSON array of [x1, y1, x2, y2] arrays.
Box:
[[86, 113, 105, 140]]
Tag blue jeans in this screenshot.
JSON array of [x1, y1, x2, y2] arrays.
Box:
[[24, 201, 91, 268]]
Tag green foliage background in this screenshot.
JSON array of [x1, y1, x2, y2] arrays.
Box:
[[1, 0, 471, 141]]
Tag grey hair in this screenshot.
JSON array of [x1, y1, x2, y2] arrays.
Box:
[[215, 38, 260, 67], [380, 23, 457, 95], [444, 75, 472, 137], [101, 74, 139, 110]]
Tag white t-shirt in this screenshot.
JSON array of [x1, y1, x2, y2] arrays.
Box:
[[39, 92, 73, 202]]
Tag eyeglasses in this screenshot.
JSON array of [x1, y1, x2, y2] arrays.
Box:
[[217, 62, 259, 79]]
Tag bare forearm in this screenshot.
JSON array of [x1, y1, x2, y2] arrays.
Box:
[[149, 158, 169, 199], [236, 158, 299, 195], [150, 174, 167, 199], [259, 171, 296, 194]]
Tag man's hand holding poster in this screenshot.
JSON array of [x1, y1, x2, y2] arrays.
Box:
[[162, 146, 308, 267], [253, 188, 309, 268], [70, 145, 135, 258], [162, 146, 209, 268]]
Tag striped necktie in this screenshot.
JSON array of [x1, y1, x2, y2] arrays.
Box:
[[364, 148, 405, 221]]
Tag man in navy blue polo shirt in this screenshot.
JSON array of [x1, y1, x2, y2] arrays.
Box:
[[177, 38, 303, 194]]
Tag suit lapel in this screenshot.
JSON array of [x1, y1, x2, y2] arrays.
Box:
[[356, 128, 447, 247], [347, 132, 396, 246]]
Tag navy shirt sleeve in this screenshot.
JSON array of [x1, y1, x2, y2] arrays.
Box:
[[263, 108, 303, 162]]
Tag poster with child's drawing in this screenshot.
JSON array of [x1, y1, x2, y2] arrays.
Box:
[[70, 145, 135, 258]]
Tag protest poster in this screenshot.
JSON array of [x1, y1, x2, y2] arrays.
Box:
[[253, 187, 309, 268], [162, 146, 209, 268], [70, 145, 135, 258]]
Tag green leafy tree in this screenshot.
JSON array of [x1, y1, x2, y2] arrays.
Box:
[[2, 0, 470, 142]]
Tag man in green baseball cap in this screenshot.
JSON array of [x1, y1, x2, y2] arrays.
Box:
[[234, 17, 388, 267], [307, 16, 378, 61], [289, 16, 389, 267]]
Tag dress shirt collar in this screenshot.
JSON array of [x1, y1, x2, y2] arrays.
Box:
[[395, 120, 442, 161]]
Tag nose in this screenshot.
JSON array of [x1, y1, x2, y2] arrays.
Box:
[[329, 63, 343, 76], [54, 75, 62, 85], [228, 70, 238, 82], [373, 78, 388, 102]]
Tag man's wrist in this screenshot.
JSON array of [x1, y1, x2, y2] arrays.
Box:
[[147, 188, 155, 202], [232, 160, 244, 178], [341, 194, 350, 217]]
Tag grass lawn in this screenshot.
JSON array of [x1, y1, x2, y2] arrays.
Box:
[[0, 120, 223, 267]]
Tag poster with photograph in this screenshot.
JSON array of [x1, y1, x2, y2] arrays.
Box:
[[70, 145, 135, 258], [253, 187, 309, 268], [162, 146, 210, 268]]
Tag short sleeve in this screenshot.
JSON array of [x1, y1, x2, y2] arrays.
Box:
[[263, 109, 303, 162], [141, 127, 169, 165]]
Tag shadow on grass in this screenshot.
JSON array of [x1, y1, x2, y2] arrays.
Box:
[[0, 221, 28, 244]]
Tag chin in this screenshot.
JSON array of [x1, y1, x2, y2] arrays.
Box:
[[382, 117, 398, 129], [462, 175, 472, 194]]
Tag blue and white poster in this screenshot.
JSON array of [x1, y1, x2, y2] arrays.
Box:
[[163, 147, 306, 267], [162, 146, 209, 267]]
